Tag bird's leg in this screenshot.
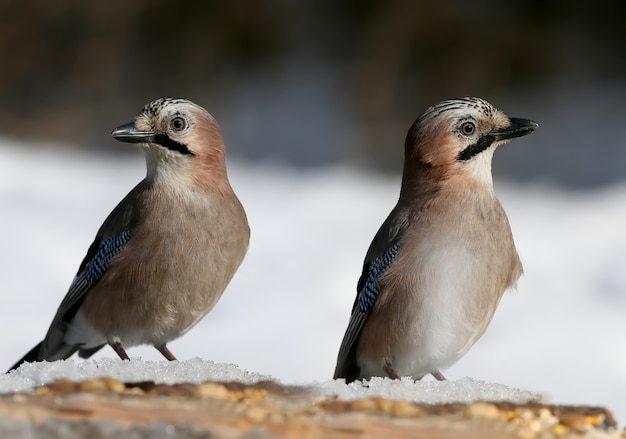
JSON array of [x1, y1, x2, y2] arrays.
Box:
[[431, 370, 446, 381], [156, 344, 177, 361], [383, 361, 400, 380], [109, 340, 130, 360]]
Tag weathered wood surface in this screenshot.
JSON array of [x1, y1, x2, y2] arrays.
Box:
[[0, 379, 621, 438]]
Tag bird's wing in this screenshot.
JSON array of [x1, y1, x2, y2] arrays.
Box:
[[55, 230, 133, 323], [333, 207, 408, 380], [36, 183, 144, 360], [35, 230, 132, 359]]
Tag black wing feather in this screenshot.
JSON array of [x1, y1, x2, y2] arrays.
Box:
[[333, 207, 408, 381]]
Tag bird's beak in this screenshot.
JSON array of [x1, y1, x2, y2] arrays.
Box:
[[490, 118, 539, 141], [111, 122, 157, 144]]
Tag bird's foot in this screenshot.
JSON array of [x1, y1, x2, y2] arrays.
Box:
[[156, 344, 177, 361], [110, 340, 130, 360], [383, 362, 400, 380], [431, 370, 446, 381]]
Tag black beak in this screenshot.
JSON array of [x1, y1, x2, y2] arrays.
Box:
[[490, 117, 539, 141], [111, 122, 157, 144]]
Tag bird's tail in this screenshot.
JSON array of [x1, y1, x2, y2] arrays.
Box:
[[7, 340, 82, 373], [78, 345, 105, 359], [7, 341, 43, 373]]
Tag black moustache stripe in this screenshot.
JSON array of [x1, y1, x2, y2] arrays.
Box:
[[457, 134, 494, 161], [153, 133, 194, 156]]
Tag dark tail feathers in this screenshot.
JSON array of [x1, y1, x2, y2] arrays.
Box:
[[7, 341, 43, 373]]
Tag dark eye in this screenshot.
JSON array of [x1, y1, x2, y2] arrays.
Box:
[[170, 117, 186, 131], [460, 122, 475, 136]]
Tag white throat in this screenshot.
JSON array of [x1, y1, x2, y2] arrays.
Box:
[[145, 147, 195, 189], [463, 146, 495, 186]]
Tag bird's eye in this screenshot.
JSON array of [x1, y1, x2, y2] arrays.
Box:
[[460, 122, 475, 136], [170, 117, 186, 131]]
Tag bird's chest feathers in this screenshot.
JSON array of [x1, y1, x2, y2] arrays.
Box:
[[400, 188, 503, 292], [401, 229, 481, 324], [382, 190, 517, 351], [125, 191, 243, 300], [144, 194, 220, 257], [95, 192, 245, 339]]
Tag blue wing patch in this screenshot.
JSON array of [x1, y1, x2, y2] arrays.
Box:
[[359, 243, 400, 313], [85, 230, 132, 283]]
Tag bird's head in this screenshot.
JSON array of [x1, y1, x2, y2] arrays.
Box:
[[404, 97, 538, 185], [111, 98, 227, 186]]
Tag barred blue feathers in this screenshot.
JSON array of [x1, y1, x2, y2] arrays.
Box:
[[85, 230, 132, 283], [359, 243, 400, 313]]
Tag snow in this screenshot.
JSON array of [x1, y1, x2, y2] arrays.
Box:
[[1, 140, 625, 422], [1, 359, 269, 392], [2, 358, 540, 405], [319, 376, 540, 404]]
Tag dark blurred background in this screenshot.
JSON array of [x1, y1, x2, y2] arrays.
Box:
[[1, 0, 625, 187]]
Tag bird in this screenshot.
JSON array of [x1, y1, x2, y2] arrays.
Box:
[[8, 98, 250, 372], [333, 97, 538, 383]]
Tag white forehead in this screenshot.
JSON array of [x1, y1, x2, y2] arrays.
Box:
[[423, 97, 497, 119], [418, 97, 513, 131], [141, 98, 196, 118]]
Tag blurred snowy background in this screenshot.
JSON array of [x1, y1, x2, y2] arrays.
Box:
[[1, 0, 625, 426], [1, 143, 625, 423]]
